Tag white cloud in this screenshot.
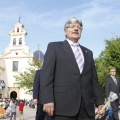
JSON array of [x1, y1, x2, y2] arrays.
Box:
[[80, 0, 120, 28]]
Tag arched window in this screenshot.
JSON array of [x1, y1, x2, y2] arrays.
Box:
[[13, 61, 18, 71], [17, 28, 19, 32], [13, 38, 16, 45], [19, 38, 22, 45]]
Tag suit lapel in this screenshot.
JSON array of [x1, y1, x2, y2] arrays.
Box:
[[61, 40, 80, 74], [110, 77, 117, 86], [80, 45, 88, 75]]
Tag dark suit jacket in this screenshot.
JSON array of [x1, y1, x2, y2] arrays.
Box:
[[33, 70, 51, 120], [33, 70, 41, 102], [40, 40, 104, 117], [105, 76, 120, 99]]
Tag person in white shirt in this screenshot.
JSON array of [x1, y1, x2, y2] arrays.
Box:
[[10, 99, 17, 120]]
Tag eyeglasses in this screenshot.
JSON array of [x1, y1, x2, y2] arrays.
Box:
[[67, 25, 83, 30]]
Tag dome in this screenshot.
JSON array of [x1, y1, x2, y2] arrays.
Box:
[[33, 50, 44, 61]]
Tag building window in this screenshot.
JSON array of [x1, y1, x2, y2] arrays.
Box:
[[13, 38, 16, 45], [19, 38, 22, 45], [17, 28, 19, 32], [13, 61, 18, 71]]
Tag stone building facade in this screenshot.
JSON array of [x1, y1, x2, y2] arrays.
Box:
[[0, 22, 34, 100]]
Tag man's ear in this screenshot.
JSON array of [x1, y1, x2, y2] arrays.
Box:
[[64, 30, 67, 36]]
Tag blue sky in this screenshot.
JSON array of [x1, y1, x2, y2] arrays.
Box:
[[0, 0, 120, 58]]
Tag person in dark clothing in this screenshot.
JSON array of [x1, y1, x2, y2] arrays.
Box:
[[40, 17, 105, 120], [105, 68, 120, 120], [33, 70, 51, 120]]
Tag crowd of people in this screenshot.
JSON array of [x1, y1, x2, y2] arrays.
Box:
[[0, 98, 25, 120]]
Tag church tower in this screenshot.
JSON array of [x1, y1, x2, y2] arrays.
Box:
[[5, 22, 29, 54], [0, 21, 33, 99]]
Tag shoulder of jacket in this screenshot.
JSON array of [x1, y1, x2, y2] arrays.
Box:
[[106, 77, 111, 81], [48, 41, 63, 45], [80, 45, 92, 53]]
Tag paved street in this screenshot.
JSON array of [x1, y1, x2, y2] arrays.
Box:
[[2, 106, 36, 120], [1, 106, 120, 120]]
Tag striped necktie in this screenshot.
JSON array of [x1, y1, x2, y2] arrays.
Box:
[[112, 76, 117, 85], [72, 43, 84, 73]]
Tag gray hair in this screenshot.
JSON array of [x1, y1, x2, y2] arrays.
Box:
[[110, 68, 116, 72], [64, 17, 83, 30]]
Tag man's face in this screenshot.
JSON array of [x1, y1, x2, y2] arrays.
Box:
[[64, 23, 82, 43], [110, 69, 116, 76]]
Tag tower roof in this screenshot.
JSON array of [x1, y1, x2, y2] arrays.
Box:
[[33, 50, 44, 61]]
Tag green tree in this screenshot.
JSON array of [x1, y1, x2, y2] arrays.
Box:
[[14, 59, 43, 94], [95, 37, 120, 96]]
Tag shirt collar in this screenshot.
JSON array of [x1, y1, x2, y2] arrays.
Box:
[[111, 76, 116, 79], [66, 39, 79, 46]]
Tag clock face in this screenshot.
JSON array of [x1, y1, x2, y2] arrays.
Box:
[[13, 38, 16, 45]]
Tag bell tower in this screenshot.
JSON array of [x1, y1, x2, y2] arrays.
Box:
[[5, 21, 30, 54], [0, 20, 33, 99]]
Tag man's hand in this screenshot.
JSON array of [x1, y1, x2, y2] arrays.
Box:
[[33, 99, 38, 104], [97, 105, 105, 116], [43, 102, 54, 116]]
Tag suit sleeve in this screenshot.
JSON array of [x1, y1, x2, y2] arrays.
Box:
[[92, 53, 104, 106], [105, 78, 110, 98], [40, 43, 56, 104], [33, 70, 40, 99]]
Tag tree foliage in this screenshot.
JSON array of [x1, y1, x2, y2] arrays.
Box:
[[14, 59, 43, 94], [95, 37, 120, 96]]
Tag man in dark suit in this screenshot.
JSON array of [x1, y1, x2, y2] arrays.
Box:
[[40, 17, 104, 120], [105, 68, 120, 120], [33, 70, 51, 120]]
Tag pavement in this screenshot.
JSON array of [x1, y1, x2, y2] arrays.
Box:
[[1, 105, 36, 120], [1, 106, 120, 120]]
